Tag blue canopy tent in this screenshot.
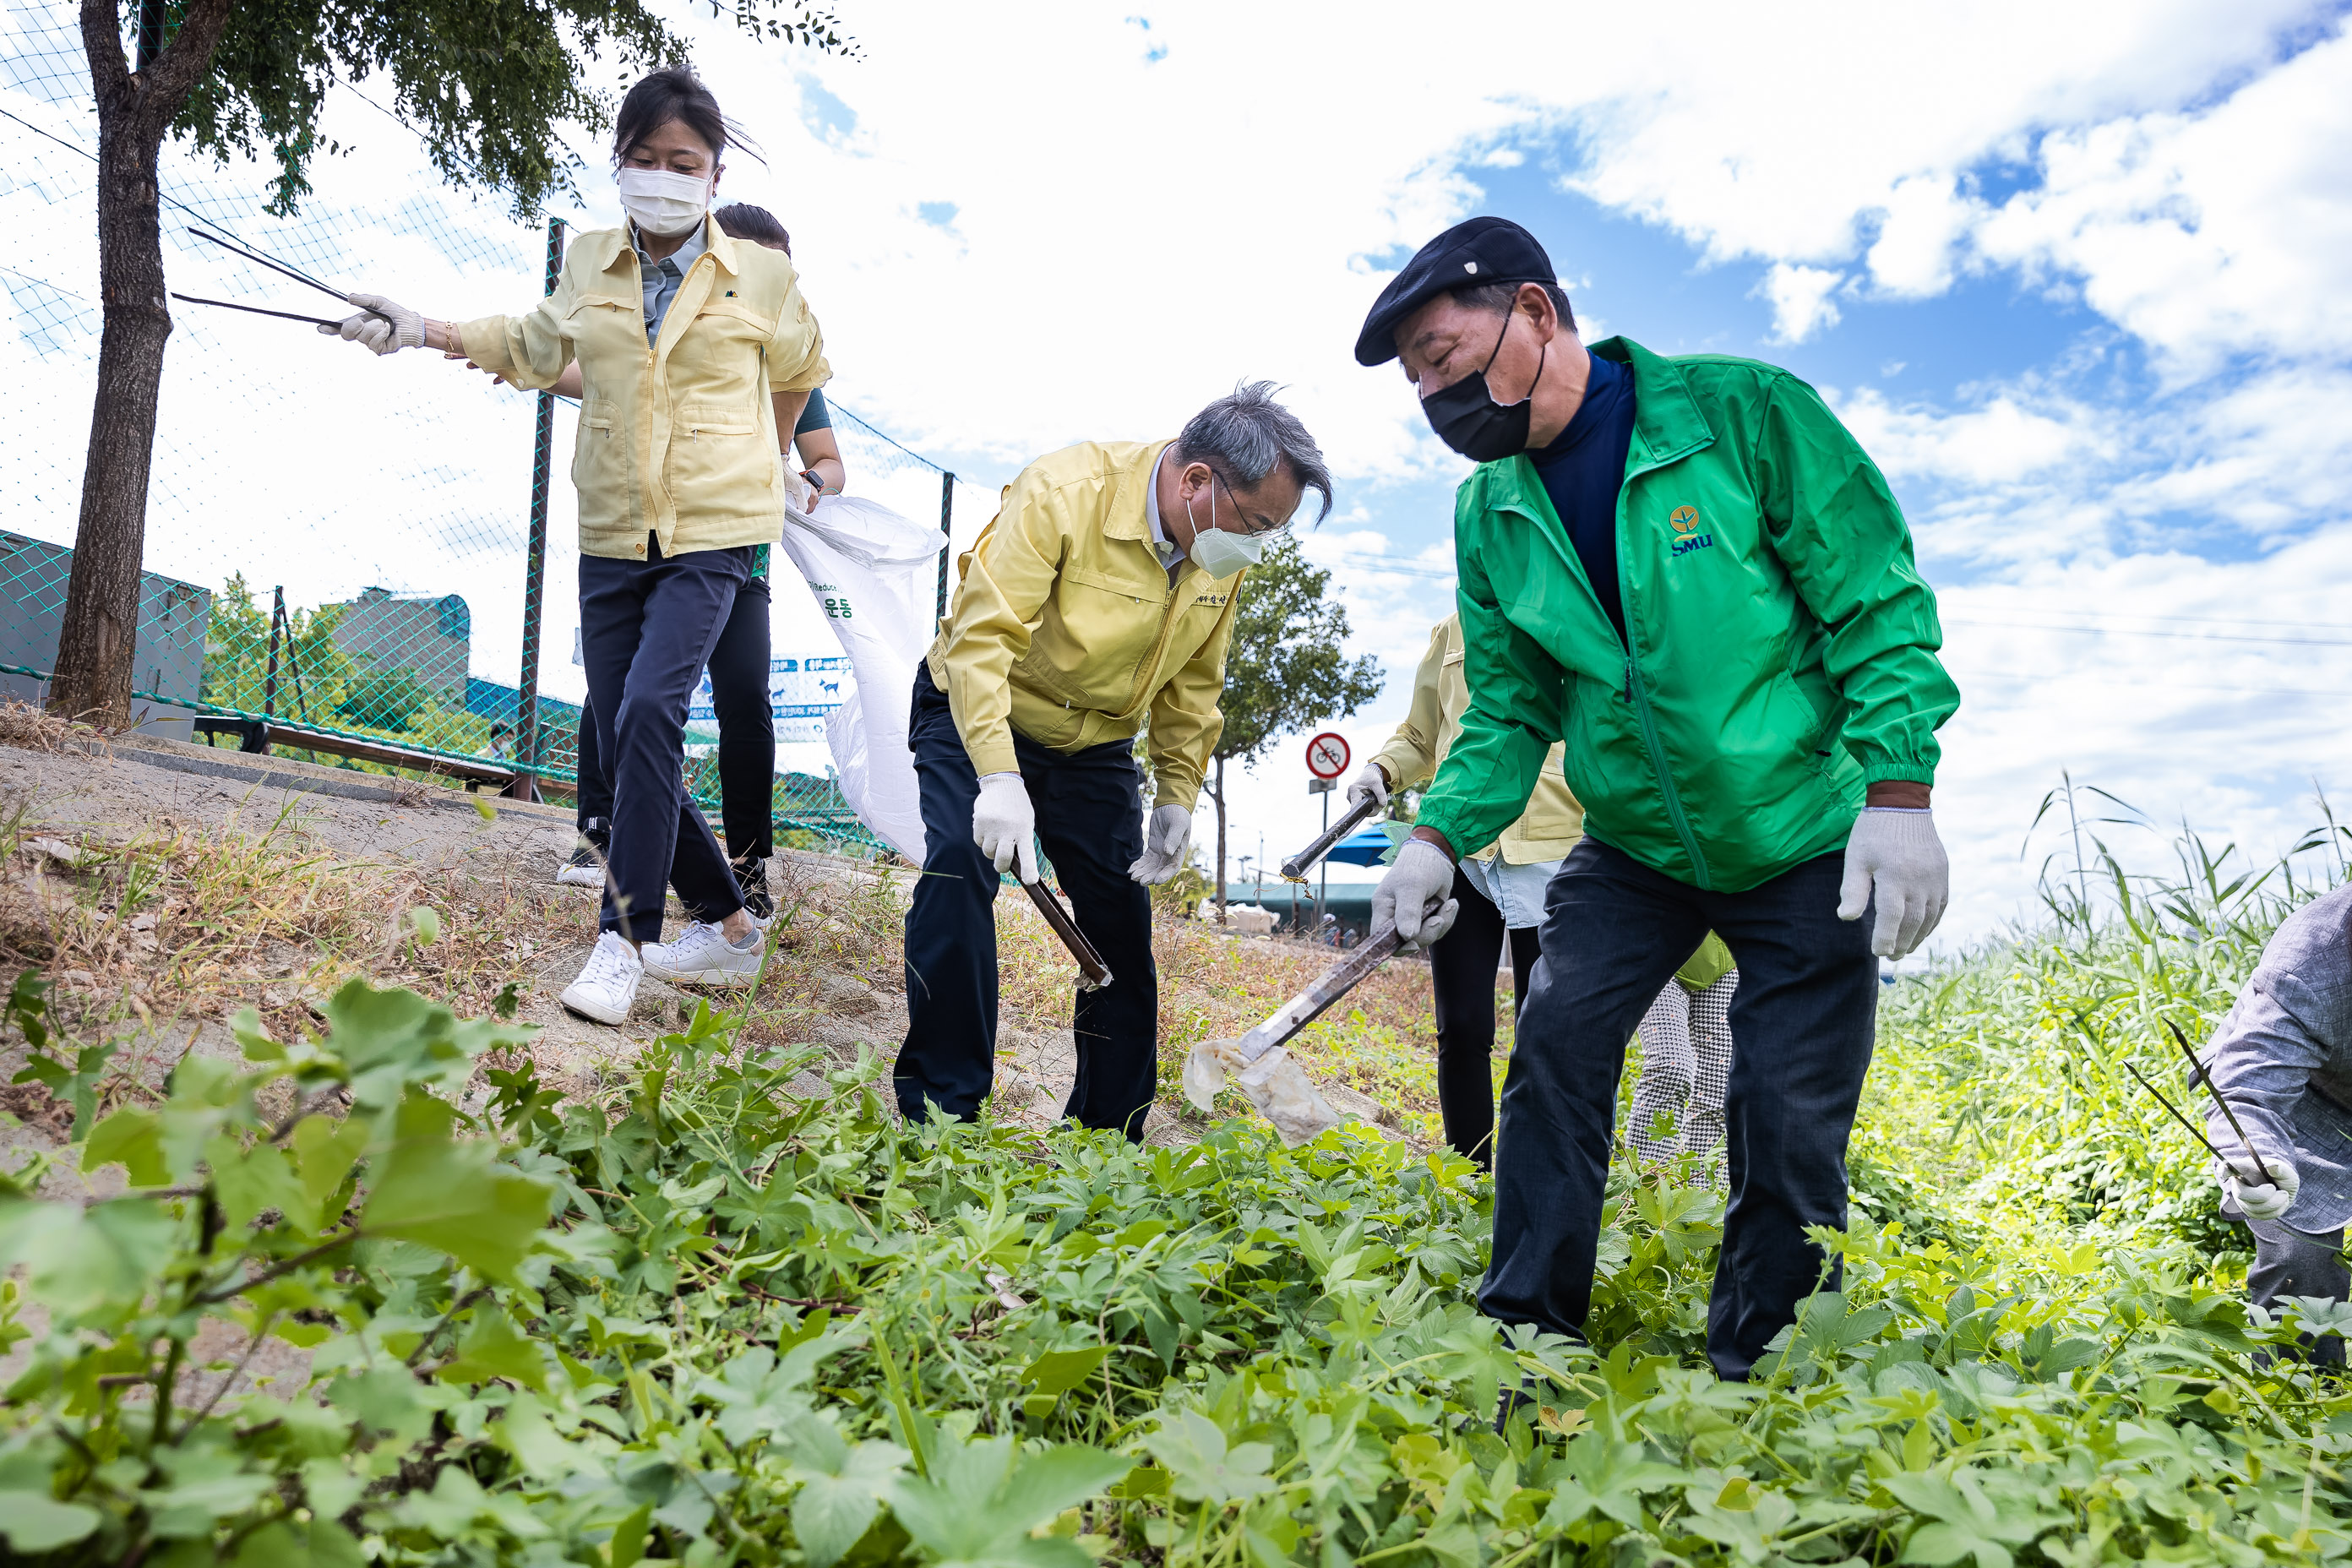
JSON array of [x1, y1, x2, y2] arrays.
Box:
[[1320, 828, 1399, 867]]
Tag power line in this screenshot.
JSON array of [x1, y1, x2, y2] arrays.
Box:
[[1967, 667, 2349, 700], [1946, 617, 2352, 651], [1963, 602, 2352, 633]]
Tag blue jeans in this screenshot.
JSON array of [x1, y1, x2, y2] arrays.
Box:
[[1480, 837, 1877, 1379], [577, 539, 749, 944], [899, 666, 1157, 1139]]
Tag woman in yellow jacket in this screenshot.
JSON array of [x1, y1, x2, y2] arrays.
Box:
[[321, 68, 828, 1023]]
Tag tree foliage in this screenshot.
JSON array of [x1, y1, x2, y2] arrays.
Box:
[[1212, 534, 1382, 776], [166, 0, 857, 218]]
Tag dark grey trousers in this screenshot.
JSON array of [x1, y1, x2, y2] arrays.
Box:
[[2242, 1215, 2349, 1367]]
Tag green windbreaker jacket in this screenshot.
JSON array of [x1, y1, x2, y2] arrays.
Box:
[[1413, 337, 1959, 894]]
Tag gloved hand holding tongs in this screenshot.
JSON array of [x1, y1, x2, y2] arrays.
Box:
[[975, 772, 1113, 989]]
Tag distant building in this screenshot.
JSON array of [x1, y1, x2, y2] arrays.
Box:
[[0, 531, 211, 740], [328, 587, 470, 702]]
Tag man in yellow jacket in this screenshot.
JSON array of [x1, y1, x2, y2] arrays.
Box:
[[906, 384, 1331, 1140], [1355, 613, 1584, 1166]]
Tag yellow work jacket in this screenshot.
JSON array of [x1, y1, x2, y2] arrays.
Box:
[[456, 217, 830, 561], [925, 440, 1239, 812], [1373, 612, 1585, 864]]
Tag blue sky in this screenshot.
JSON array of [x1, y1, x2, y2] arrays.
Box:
[[7, 0, 2352, 950]]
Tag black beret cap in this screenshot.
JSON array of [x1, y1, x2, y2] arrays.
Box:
[[1353, 215, 1557, 367]]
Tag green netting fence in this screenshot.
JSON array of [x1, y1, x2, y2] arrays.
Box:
[[0, 1, 998, 861]]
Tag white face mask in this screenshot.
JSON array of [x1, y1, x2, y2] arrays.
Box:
[[1186, 482, 1266, 580], [615, 166, 710, 238]]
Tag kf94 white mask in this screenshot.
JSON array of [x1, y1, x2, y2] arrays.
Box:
[[616, 166, 710, 238]]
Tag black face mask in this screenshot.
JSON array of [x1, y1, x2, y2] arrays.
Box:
[[1420, 310, 1545, 463]]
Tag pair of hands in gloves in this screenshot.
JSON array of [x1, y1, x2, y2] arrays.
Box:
[[972, 774, 1190, 887], [1369, 803, 1951, 961]]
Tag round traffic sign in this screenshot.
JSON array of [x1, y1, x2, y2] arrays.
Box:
[[1305, 731, 1351, 780]]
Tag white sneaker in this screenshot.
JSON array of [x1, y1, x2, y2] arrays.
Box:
[[554, 859, 603, 888], [640, 921, 765, 988], [560, 932, 642, 1024]]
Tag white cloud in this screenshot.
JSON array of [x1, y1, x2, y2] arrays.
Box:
[[1756, 263, 1846, 343], [1973, 26, 2352, 374]]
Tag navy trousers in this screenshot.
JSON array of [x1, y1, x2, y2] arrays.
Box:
[[574, 574, 772, 862], [899, 665, 1157, 1139], [1480, 837, 1877, 1380], [577, 539, 749, 944], [2242, 1217, 2349, 1368], [707, 574, 776, 861], [1428, 870, 1540, 1169]]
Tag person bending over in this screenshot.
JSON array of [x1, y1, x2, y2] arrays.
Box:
[[904, 384, 1330, 1141], [2196, 882, 2352, 1366]]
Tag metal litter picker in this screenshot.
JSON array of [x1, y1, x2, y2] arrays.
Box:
[[1022, 876, 1112, 990], [1279, 793, 1382, 882], [1184, 923, 1404, 1145]]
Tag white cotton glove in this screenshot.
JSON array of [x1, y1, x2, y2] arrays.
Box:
[[2224, 1157, 2300, 1222], [972, 772, 1037, 883], [1373, 836, 1459, 953], [1346, 760, 1391, 814], [318, 291, 424, 356], [1128, 804, 1192, 885], [1836, 808, 1949, 959]]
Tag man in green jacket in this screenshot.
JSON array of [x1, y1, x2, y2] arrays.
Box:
[[1358, 217, 1958, 1382]]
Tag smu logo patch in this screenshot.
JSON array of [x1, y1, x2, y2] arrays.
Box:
[[1667, 504, 1714, 558]]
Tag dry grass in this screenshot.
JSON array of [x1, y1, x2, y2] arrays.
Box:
[[0, 762, 1452, 1148], [0, 697, 101, 755]]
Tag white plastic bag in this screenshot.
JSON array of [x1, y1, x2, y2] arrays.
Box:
[[775, 490, 945, 863]]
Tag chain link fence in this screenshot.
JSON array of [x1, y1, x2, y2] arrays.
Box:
[[0, 1, 1000, 861]]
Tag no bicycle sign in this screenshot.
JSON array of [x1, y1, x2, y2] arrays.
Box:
[[1305, 732, 1350, 781]]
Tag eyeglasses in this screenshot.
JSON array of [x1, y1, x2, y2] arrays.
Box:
[[1207, 466, 1290, 537]]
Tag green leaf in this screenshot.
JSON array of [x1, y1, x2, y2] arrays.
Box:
[[0, 1196, 175, 1321], [359, 1092, 552, 1282], [405, 906, 442, 945], [787, 1418, 906, 1568], [289, 1113, 368, 1233], [211, 1135, 305, 1231], [1022, 1346, 1109, 1397], [889, 1434, 1129, 1564], [321, 981, 530, 1105], [83, 1107, 170, 1186], [0, 1489, 101, 1552], [435, 1305, 549, 1391], [608, 1501, 654, 1568], [1141, 1409, 1275, 1507], [1541, 1433, 1684, 1530]]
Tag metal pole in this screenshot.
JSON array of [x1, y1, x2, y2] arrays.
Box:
[[934, 471, 955, 623], [1316, 788, 1330, 938], [262, 585, 283, 720], [510, 217, 565, 801]]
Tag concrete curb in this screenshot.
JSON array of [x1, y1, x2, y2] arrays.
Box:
[[102, 732, 578, 821]]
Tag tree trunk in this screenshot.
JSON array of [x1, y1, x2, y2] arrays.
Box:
[[1214, 754, 1227, 923], [50, 0, 231, 726]]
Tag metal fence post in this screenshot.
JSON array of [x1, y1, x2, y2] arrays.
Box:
[[509, 216, 565, 801], [934, 471, 955, 623]]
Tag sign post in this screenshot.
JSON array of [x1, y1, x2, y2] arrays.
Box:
[[1305, 732, 1349, 939]]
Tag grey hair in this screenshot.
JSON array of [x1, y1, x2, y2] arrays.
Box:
[[1173, 381, 1334, 524], [1453, 278, 1576, 336]]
